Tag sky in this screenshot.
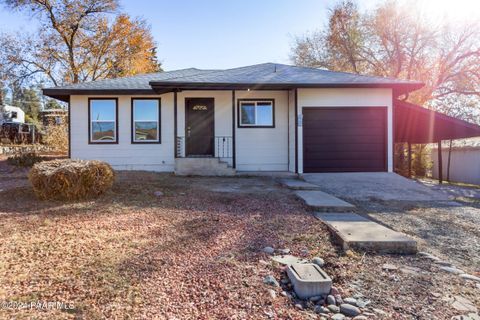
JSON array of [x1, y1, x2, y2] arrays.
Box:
[[0, 0, 379, 71], [0, 0, 478, 71]]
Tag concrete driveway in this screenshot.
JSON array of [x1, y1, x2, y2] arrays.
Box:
[[302, 172, 451, 201]]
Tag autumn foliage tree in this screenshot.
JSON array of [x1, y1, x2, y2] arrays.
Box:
[[291, 0, 480, 176], [0, 0, 161, 86], [291, 0, 480, 121]]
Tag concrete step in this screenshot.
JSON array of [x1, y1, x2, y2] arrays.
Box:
[[175, 158, 236, 176], [295, 190, 355, 210], [314, 212, 417, 254]]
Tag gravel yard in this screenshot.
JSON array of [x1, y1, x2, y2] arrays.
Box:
[[0, 159, 479, 319]]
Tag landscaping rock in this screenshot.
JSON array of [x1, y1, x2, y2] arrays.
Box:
[[263, 275, 279, 287], [344, 297, 357, 306], [340, 303, 361, 317], [439, 266, 465, 274], [356, 298, 370, 308], [353, 316, 368, 320], [434, 260, 453, 266], [277, 248, 291, 255], [271, 255, 308, 265], [154, 191, 164, 197], [330, 286, 340, 295], [312, 257, 325, 267], [314, 305, 330, 314], [263, 246, 275, 254], [382, 263, 398, 271], [450, 295, 478, 313], [424, 254, 441, 262], [294, 303, 303, 310], [331, 314, 345, 320], [327, 295, 336, 305], [328, 305, 340, 313], [267, 289, 276, 299], [459, 274, 480, 283], [334, 294, 344, 304], [451, 313, 480, 320]]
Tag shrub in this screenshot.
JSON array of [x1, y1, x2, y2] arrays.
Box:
[[7, 152, 45, 167], [29, 159, 115, 200], [42, 122, 68, 154]]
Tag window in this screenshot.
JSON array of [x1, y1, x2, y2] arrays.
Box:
[[11, 111, 17, 119], [89, 99, 117, 143], [238, 100, 274, 127], [132, 98, 160, 143]]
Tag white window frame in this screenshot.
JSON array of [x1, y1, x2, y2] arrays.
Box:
[[89, 98, 117, 144], [132, 98, 161, 143], [238, 99, 274, 128]]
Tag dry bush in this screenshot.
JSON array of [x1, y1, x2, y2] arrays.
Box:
[[7, 152, 46, 167], [29, 159, 115, 200], [42, 122, 68, 154]]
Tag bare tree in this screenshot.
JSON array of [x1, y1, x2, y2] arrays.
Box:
[[0, 0, 161, 86]]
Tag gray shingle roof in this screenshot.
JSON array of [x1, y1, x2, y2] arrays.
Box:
[[47, 68, 217, 91], [150, 63, 421, 86], [43, 63, 423, 100]]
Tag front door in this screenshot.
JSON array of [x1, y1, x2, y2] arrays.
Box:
[[185, 98, 214, 156]]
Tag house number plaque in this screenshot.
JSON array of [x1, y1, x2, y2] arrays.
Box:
[[193, 105, 208, 111]]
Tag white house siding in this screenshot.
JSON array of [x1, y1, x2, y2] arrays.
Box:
[[431, 147, 480, 185], [235, 90, 289, 171], [297, 88, 393, 174], [70, 94, 175, 171], [288, 90, 296, 172]]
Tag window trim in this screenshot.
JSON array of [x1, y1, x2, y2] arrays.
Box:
[[131, 97, 161, 144], [88, 97, 119, 144], [237, 99, 275, 128]]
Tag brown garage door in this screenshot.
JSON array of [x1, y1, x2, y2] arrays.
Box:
[[303, 107, 387, 173]]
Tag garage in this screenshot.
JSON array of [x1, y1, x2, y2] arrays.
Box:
[[303, 107, 387, 173]]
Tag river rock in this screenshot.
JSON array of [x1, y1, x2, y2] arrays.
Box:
[[328, 304, 340, 313], [344, 297, 357, 306], [312, 257, 325, 267], [340, 303, 361, 317], [263, 275, 279, 287], [263, 246, 275, 254]]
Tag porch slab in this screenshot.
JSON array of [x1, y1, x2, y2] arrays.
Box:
[[280, 179, 321, 190], [295, 190, 355, 210], [314, 212, 417, 254]]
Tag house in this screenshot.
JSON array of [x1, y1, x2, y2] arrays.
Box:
[[0, 105, 25, 124], [42, 63, 480, 175]]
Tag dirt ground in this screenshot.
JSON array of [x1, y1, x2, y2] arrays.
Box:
[[0, 158, 479, 319]]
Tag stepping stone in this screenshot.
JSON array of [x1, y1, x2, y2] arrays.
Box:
[[295, 190, 355, 210], [280, 179, 320, 190], [271, 255, 308, 265], [314, 212, 417, 254]]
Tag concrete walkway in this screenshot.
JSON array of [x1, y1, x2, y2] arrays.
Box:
[[314, 212, 417, 254], [295, 190, 355, 210], [279, 179, 320, 190]]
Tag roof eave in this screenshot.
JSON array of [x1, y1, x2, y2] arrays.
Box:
[[42, 88, 157, 102], [149, 81, 424, 92]]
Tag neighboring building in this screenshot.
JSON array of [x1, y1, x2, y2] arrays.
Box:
[[40, 108, 68, 126], [0, 105, 25, 124], [42, 63, 480, 175], [431, 138, 480, 185]]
